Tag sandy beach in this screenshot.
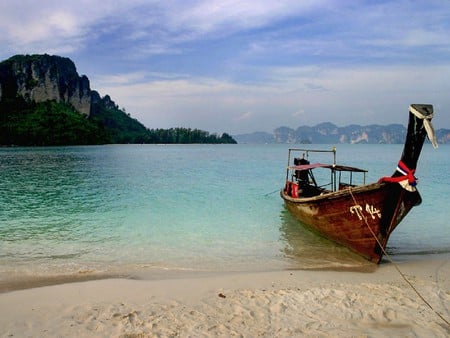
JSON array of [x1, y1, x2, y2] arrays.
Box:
[[0, 255, 449, 337]]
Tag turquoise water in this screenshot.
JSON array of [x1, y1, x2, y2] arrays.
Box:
[[0, 144, 449, 281]]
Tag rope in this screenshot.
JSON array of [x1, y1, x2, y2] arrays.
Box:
[[348, 188, 450, 327], [264, 189, 280, 197], [409, 105, 438, 149]]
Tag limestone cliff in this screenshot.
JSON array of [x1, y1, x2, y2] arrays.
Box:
[[0, 54, 237, 146], [236, 123, 450, 144], [0, 54, 91, 115]]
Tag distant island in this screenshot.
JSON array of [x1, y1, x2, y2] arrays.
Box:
[[0, 54, 236, 146], [234, 122, 450, 144]]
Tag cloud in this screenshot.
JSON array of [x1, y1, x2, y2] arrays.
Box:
[[0, 1, 324, 58], [1, 1, 450, 132], [292, 110, 305, 118], [168, 0, 323, 35], [2, 0, 450, 67], [0, 0, 143, 56], [93, 62, 450, 134], [234, 111, 253, 122], [95, 72, 149, 85]]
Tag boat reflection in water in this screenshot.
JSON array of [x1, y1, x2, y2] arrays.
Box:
[[279, 208, 377, 271]]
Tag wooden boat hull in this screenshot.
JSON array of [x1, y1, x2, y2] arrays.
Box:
[[281, 182, 421, 263], [281, 104, 435, 263]]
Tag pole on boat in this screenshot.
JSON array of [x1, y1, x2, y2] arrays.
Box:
[[332, 146, 336, 167], [395, 104, 436, 177], [378, 104, 437, 240], [286, 149, 292, 181]]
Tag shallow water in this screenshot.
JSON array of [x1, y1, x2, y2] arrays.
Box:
[[0, 144, 448, 281]]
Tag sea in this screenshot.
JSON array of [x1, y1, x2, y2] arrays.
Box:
[[0, 143, 449, 284]]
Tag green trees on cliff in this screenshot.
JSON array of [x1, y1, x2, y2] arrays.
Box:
[[0, 97, 237, 146], [0, 98, 109, 146]]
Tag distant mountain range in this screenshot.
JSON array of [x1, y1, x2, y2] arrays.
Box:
[[234, 122, 450, 144]]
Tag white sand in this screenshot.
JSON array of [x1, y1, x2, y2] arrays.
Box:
[[0, 255, 449, 337]]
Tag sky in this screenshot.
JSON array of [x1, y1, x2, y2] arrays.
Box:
[[1, 0, 450, 134]]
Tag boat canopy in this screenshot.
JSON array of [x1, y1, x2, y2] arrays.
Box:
[[285, 148, 369, 194], [288, 162, 367, 173]]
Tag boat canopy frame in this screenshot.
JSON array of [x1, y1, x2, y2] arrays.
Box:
[[285, 148, 368, 193]]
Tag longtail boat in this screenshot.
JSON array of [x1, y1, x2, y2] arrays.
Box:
[[280, 104, 438, 263]]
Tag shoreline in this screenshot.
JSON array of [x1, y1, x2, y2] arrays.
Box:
[[0, 254, 448, 337], [0, 252, 447, 293], [0, 251, 446, 294]]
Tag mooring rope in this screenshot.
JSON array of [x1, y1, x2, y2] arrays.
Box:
[[264, 189, 280, 197], [348, 188, 450, 327]]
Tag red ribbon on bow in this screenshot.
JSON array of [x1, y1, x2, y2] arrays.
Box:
[[378, 160, 417, 186]]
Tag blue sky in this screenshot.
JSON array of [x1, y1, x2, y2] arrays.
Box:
[[1, 0, 450, 134]]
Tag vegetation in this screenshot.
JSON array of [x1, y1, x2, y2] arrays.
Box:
[[90, 96, 237, 144], [146, 128, 236, 144], [90, 96, 150, 144], [0, 98, 109, 146], [0, 97, 237, 146]]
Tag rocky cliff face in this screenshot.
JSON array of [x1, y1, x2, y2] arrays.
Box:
[[0, 54, 91, 115], [236, 123, 421, 144], [236, 122, 450, 144]]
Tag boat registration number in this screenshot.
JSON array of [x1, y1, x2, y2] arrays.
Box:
[[350, 204, 382, 220]]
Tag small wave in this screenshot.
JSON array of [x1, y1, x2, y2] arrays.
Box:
[[46, 253, 82, 259], [392, 248, 450, 256]]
